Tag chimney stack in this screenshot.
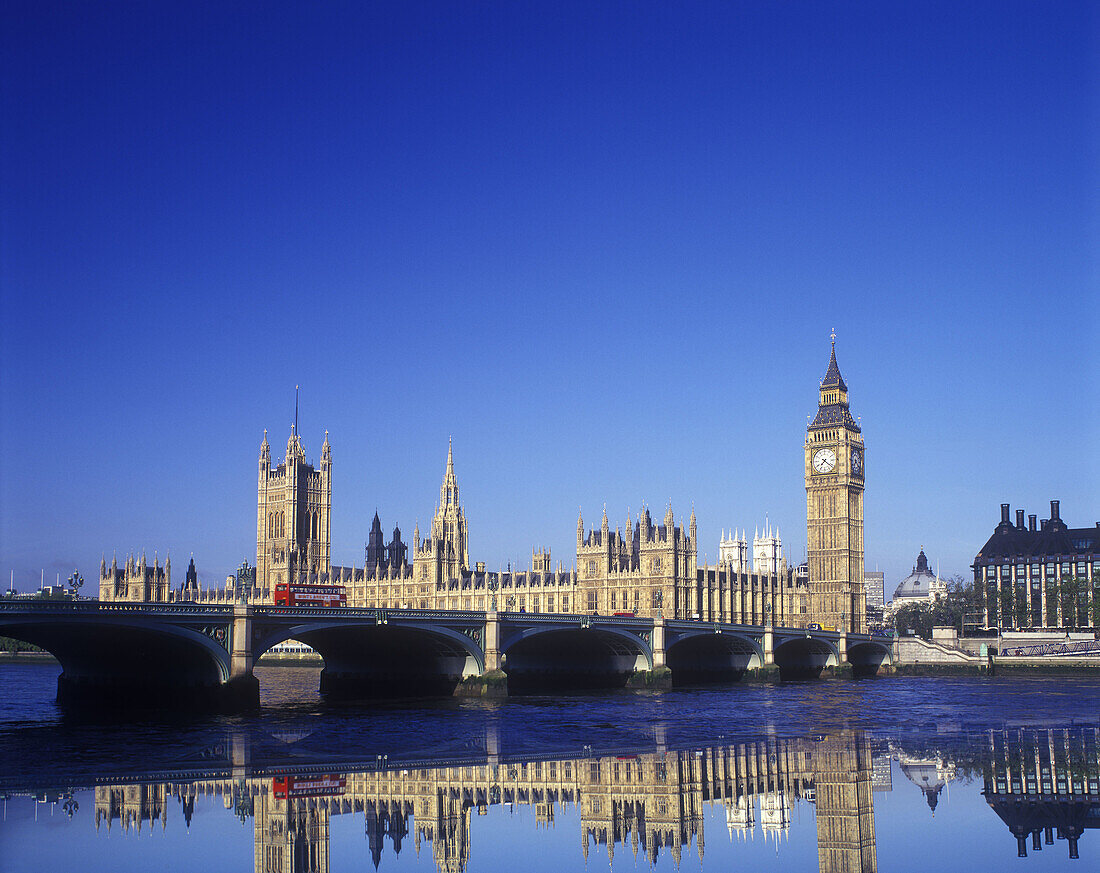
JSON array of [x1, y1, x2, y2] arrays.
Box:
[[1029, 515, 1037, 532], [1000, 504, 1011, 524], [1015, 509, 1025, 529], [1050, 500, 1060, 521]]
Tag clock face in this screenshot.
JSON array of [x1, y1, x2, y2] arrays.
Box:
[[812, 447, 837, 474], [851, 449, 863, 475]]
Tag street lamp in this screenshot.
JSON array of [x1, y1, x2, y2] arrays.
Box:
[[66, 571, 83, 599]]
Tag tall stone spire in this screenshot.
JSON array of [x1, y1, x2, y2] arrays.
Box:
[[439, 437, 460, 508]]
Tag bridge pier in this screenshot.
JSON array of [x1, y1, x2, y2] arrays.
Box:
[[652, 618, 666, 668], [226, 603, 260, 708], [763, 625, 775, 666], [453, 611, 508, 698], [484, 611, 502, 672], [625, 617, 672, 689]]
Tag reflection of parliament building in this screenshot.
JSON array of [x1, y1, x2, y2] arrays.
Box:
[[99, 342, 868, 632], [92, 733, 879, 873]]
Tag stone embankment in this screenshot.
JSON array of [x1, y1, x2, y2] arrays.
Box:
[[895, 627, 1100, 676]]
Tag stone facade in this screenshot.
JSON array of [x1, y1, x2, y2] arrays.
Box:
[[575, 503, 696, 616], [99, 552, 171, 601], [256, 427, 332, 589], [805, 338, 866, 633]]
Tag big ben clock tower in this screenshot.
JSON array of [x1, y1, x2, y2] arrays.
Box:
[[805, 333, 866, 634]]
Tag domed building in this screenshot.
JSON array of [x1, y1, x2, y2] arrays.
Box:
[[896, 754, 957, 815], [890, 548, 947, 607]]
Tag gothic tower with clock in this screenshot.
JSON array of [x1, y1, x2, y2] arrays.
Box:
[[805, 336, 866, 634]]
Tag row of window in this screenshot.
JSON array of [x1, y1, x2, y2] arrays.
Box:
[[265, 510, 324, 540], [984, 561, 1097, 580]]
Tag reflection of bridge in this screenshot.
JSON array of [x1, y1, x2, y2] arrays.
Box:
[[80, 733, 878, 873], [0, 602, 892, 708]]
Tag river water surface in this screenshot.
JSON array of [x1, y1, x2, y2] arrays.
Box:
[[0, 662, 1096, 872]]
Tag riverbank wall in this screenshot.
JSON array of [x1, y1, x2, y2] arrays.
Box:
[[0, 652, 58, 664]]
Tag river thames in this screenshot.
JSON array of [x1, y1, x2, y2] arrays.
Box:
[[0, 663, 1096, 872]]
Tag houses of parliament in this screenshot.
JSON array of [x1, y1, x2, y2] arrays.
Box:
[[99, 340, 867, 633]]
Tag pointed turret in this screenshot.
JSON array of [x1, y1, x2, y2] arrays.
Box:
[[100, 554, 107, 576], [321, 429, 332, 470], [259, 429, 270, 469], [577, 509, 584, 546], [285, 424, 302, 462], [821, 334, 847, 391], [811, 332, 859, 431]]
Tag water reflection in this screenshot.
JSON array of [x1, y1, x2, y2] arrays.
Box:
[[5, 728, 1098, 871], [984, 728, 1100, 860]]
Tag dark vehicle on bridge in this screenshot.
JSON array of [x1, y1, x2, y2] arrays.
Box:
[[807, 622, 822, 631], [273, 583, 347, 608]]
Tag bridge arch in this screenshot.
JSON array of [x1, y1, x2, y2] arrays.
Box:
[[500, 624, 652, 693], [846, 639, 893, 677], [254, 619, 486, 699], [664, 629, 764, 685], [0, 615, 232, 707], [773, 635, 840, 680]]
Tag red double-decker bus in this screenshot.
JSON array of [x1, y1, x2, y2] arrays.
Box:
[[272, 775, 346, 799], [273, 583, 347, 607]]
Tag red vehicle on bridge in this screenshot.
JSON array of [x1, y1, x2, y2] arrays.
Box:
[[273, 583, 347, 607]]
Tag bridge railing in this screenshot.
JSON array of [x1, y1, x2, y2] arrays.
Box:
[[252, 606, 487, 622], [1000, 639, 1100, 657], [0, 600, 234, 616]]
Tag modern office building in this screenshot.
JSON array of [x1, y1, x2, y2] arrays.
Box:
[[972, 501, 1099, 630]]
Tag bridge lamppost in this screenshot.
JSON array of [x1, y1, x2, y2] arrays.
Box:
[[66, 571, 83, 599], [234, 561, 255, 604], [488, 573, 498, 611]]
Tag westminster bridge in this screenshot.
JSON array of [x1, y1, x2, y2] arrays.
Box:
[[0, 601, 892, 709]]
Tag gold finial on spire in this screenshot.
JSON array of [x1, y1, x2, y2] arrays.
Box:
[[830, 327, 836, 346]]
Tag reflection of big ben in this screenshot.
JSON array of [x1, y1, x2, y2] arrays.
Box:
[[806, 335, 866, 633], [813, 732, 877, 873]]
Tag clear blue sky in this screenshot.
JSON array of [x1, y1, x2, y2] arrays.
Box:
[[1, 1, 1096, 593]]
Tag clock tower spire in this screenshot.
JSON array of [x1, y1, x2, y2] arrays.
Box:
[[805, 334, 866, 633]]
